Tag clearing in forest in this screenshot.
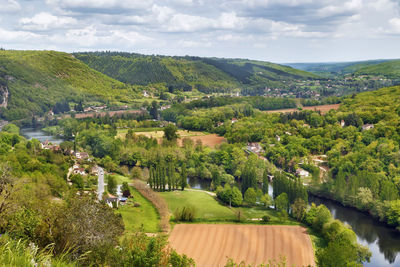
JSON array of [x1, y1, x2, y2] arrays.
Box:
[[169, 224, 315, 267], [119, 130, 225, 148], [265, 104, 340, 114]]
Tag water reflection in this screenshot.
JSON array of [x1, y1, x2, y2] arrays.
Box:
[[20, 128, 65, 144], [309, 195, 400, 266]]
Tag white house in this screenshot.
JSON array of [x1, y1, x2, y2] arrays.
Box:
[[296, 168, 310, 178]]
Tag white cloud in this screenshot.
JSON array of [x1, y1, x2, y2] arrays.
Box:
[[389, 17, 400, 33], [46, 0, 153, 12], [0, 27, 41, 42], [20, 12, 77, 31], [0, 0, 21, 13]]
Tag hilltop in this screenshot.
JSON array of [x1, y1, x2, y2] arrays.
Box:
[[0, 50, 140, 121], [285, 59, 394, 77], [74, 52, 319, 94], [354, 59, 400, 79]]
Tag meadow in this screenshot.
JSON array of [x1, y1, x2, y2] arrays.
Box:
[[116, 188, 160, 233]]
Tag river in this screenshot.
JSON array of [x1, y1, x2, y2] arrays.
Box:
[[20, 128, 65, 144], [186, 177, 400, 267]]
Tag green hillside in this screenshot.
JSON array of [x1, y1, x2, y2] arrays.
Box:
[[286, 59, 393, 77], [0, 50, 139, 121], [74, 52, 319, 94], [354, 60, 400, 78]]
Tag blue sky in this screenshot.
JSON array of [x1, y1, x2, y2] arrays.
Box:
[[1, 0, 400, 63]]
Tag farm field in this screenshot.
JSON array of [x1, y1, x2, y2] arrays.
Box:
[[159, 190, 235, 221], [118, 129, 225, 148], [169, 224, 315, 267], [265, 104, 340, 114], [116, 188, 160, 233]]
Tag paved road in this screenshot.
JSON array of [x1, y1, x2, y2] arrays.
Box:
[[97, 166, 104, 200]]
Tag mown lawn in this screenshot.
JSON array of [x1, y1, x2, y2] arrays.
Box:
[[110, 174, 131, 184], [159, 190, 236, 221], [159, 189, 299, 225], [117, 188, 160, 233]]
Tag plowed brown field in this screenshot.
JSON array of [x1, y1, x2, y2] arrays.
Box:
[[169, 224, 315, 267], [265, 104, 340, 114]]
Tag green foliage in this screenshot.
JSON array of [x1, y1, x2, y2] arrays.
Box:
[[107, 175, 117, 195], [216, 184, 243, 207], [121, 182, 131, 198], [173, 205, 197, 222], [243, 188, 257, 205], [275, 193, 289, 212], [163, 124, 178, 141], [0, 50, 138, 120], [74, 52, 318, 95], [2, 123, 19, 134]]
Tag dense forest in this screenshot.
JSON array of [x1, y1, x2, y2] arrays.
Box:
[[74, 52, 319, 93]]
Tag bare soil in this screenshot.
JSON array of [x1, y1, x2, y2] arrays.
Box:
[[168, 224, 315, 267], [177, 134, 225, 148], [265, 104, 340, 114]]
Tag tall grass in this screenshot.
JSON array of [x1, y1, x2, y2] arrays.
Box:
[[0, 235, 76, 267]]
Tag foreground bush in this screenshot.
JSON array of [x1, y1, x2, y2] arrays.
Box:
[[174, 206, 197, 222]]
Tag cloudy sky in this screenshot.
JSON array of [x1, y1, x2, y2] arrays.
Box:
[[1, 0, 400, 62]]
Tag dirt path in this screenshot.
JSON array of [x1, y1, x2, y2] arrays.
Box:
[[169, 224, 315, 267]]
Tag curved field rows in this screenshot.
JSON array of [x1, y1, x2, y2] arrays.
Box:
[[169, 224, 315, 267]]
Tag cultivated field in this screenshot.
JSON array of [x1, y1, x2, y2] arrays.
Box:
[[121, 130, 226, 148], [169, 224, 315, 267], [265, 104, 340, 114]]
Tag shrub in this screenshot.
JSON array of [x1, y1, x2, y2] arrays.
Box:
[[261, 215, 270, 223], [174, 206, 197, 222], [134, 202, 141, 207]]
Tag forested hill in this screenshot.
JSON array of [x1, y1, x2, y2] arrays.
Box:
[[0, 50, 139, 121], [285, 59, 394, 76], [354, 59, 400, 79], [74, 52, 319, 93]]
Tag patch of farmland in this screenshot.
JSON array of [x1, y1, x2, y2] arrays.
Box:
[[168, 224, 315, 267]]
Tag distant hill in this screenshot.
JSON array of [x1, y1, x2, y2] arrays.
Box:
[[354, 60, 400, 79], [74, 52, 319, 94], [0, 50, 139, 121], [285, 59, 395, 77]]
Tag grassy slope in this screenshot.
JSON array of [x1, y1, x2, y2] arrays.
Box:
[[160, 190, 236, 221], [159, 189, 299, 224], [354, 59, 400, 78], [0, 50, 138, 120], [117, 188, 160, 233]]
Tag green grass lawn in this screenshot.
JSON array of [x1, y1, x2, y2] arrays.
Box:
[[110, 174, 132, 184], [159, 190, 236, 221], [117, 188, 160, 233], [159, 189, 300, 225]]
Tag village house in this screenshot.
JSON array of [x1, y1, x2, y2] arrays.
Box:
[[41, 140, 60, 151], [73, 167, 86, 176], [91, 167, 99, 176], [246, 142, 264, 154], [275, 135, 281, 142], [106, 194, 119, 208], [231, 118, 238, 124], [75, 152, 89, 160], [362, 124, 374, 131], [296, 168, 310, 178]]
